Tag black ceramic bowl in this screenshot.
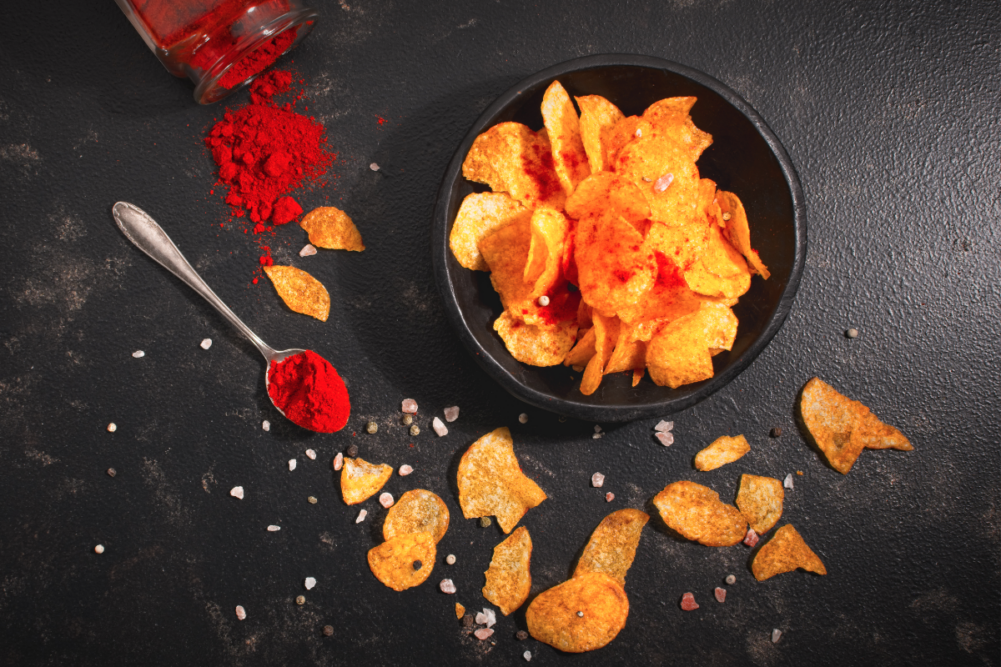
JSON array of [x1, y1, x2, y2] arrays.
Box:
[[432, 54, 806, 422]]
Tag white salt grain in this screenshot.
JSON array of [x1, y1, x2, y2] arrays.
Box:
[[654, 173, 674, 192], [399, 465, 413, 476], [443, 406, 460, 422], [333, 452, 343, 471], [94, 544, 105, 554], [591, 472, 605, 488], [355, 509, 367, 523], [305, 449, 316, 460], [518, 413, 528, 424], [634, 128, 642, 138], [474, 628, 494, 640], [200, 338, 212, 350], [107, 423, 117, 433], [288, 459, 297, 471], [433, 417, 448, 436], [654, 420, 674, 432], [379, 492, 394, 508], [262, 420, 271, 432], [267, 525, 281, 532], [402, 398, 418, 414], [439, 579, 456, 594], [299, 244, 317, 257], [235, 605, 247, 620], [132, 350, 145, 358], [370, 162, 380, 172], [537, 295, 550, 307], [304, 577, 316, 590], [446, 554, 456, 565], [592, 433, 603, 439], [476, 608, 497, 628], [655, 431, 674, 446], [605, 492, 615, 502], [784, 473, 794, 490], [523, 651, 532, 662], [772, 629, 782, 643], [230, 486, 245, 500]]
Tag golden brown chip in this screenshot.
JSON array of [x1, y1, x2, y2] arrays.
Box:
[[383, 489, 450, 544], [564, 172, 649, 230], [799, 377, 912, 474], [462, 122, 566, 209], [579, 312, 619, 395], [717, 190, 770, 279], [736, 474, 784, 534], [603, 333, 646, 376], [751, 524, 827, 581], [524, 207, 570, 296], [482, 526, 533, 616], [457, 427, 548, 533], [263, 265, 330, 322], [615, 251, 702, 325], [699, 301, 739, 353], [367, 532, 436, 591], [653, 481, 747, 547], [542, 81, 591, 196], [455, 603, 465, 619], [494, 310, 578, 367], [646, 314, 713, 389], [601, 116, 651, 166], [694, 434, 750, 471], [526, 572, 629, 653], [450, 192, 529, 271], [576, 95, 626, 173], [613, 134, 701, 227], [572, 509, 649, 587], [642, 97, 713, 160], [683, 222, 751, 300], [575, 211, 656, 316], [479, 214, 534, 310], [340, 457, 393, 505], [564, 326, 597, 367], [299, 206, 365, 251]]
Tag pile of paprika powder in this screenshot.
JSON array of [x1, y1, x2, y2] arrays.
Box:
[[267, 350, 350, 432]]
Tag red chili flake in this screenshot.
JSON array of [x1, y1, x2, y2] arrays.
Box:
[[714, 587, 726, 603], [743, 527, 759, 547], [680, 592, 699, 611]]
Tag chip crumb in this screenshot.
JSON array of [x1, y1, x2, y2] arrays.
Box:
[[379, 492, 394, 508], [474, 628, 494, 641], [230, 486, 245, 499], [200, 338, 212, 350], [370, 162, 380, 171], [770, 427, 782, 437], [655, 431, 674, 446], [591, 472, 605, 488], [307, 496, 317, 504], [462, 614, 476, 628], [655, 420, 674, 432], [480, 517, 492, 528], [444, 406, 460, 422], [439, 579, 456, 594], [846, 328, 859, 339], [518, 413, 528, 424], [299, 243, 317, 257], [446, 554, 456, 565], [516, 630, 529, 641], [772, 629, 783, 643], [725, 574, 736, 585], [296, 595, 305, 605], [94, 544, 105, 554], [235, 605, 246, 620], [322, 625, 334, 637], [402, 399, 418, 414], [399, 464, 413, 476], [743, 527, 759, 547], [305, 577, 316, 590], [132, 350, 145, 358], [333, 452, 344, 471], [262, 420, 271, 432], [107, 423, 117, 433], [475, 608, 497, 628], [523, 650, 532, 662], [107, 468, 117, 478], [267, 525, 281, 532], [288, 459, 297, 471], [714, 587, 726, 603], [401, 414, 413, 426], [455, 602, 465, 619], [305, 449, 316, 460], [537, 295, 550, 307], [592, 432, 603, 439], [797, 470, 803, 476], [355, 509, 367, 523], [433, 417, 448, 436], [605, 492, 615, 502], [680, 592, 699, 611], [784, 473, 794, 490]]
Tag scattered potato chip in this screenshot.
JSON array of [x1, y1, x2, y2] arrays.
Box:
[[694, 434, 750, 471], [751, 524, 827, 581], [367, 532, 436, 591], [383, 489, 451, 544], [542, 81, 591, 196], [450, 193, 530, 271], [799, 377, 912, 474], [646, 314, 713, 389], [494, 310, 578, 367], [263, 265, 330, 322], [482, 526, 533, 616], [457, 427, 547, 533], [455, 602, 465, 619], [717, 190, 769, 279], [462, 122, 566, 209], [736, 474, 784, 534], [340, 457, 393, 505], [299, 206, 365, 251], [572, 509, 649, 587], [575, 211, 656, 316], [653, 481, 747, 547], [526, 572, 629, 653], [576, 95, 625, 173]]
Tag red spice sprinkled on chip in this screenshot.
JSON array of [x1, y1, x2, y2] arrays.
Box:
[[680, 592, 699, 611], [743, 527, 759, 547]]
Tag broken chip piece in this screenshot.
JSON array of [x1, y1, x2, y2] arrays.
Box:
[[340, 457, 393, 505], [575, 95, 625, 173], [455, 602, 466, 619], [541, 80, 591, 196], [457, 427, 547, 533], [367, 532, 436, 591], [383, 489, 450, 544], [450, 192, 530, 271], [482, 526, 533, 616], [736, 474, 784, 534], [653, 481, 747, 547], [751, 525, 827, 581], [572, 508, 649, 588], [694, 434, 750, 471], [299, 206, 365, 251], [799, 377, 912, 474], [263, 265, 330, 322], [526, 572, 629, 653]]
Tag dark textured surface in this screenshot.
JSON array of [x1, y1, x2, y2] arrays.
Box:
[[0, 1, 998, 666]]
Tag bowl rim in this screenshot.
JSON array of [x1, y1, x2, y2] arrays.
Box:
[[431, 53, 807, 422]]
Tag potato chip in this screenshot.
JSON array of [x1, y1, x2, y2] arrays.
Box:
[[717, 190, 769, 279], [383, 489, 450, 544], [694, 434, 750, 471], [263, 265, 330, 322], [643, 217, 710, 274], [564, 326, 596, 367], [479, 214, 534, 310], [482, 526, 533, 616], [494, 310, 578, 367], [542, 81, 591, 196], [613, 134, 701, 227], [462, 122, 566, 209], [564, 172, 649, 231], [455, 603, 465, 619], [616, 251, 702, 326], [683, 220, 751, 300], [572, 509, 649, 587], [642, 97, 713, 160], [450, 192, 530, 271], [699, 301, 738, 353], [299, 206, 365, 251], [367, 532, 436, 591], [576, 95, 625, 173], [601, 116, 650, 167], [653, 481, 747, 547], [603, 323, 646, 375], [579, 312, 619, 395], [575, 211, 656, 316], [524, 207, 570, 296], [735, 474, 784, 534], [799, 377, 912, 474], [751, 524, 827, 581], [526, 572, 629, 653], [457, 427, 547, 533], [646, 314, 713, 389], [340, 457, 393, 505]]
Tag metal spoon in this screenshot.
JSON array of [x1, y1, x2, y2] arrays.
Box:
[[112, 201, 306, 423]]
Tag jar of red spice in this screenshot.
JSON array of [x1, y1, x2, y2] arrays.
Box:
[[115, 0, 318, 104]]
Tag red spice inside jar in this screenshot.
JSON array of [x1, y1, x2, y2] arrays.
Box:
[[267, 350, 350, 433]]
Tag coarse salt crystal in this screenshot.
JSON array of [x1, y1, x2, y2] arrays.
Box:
[[654, 420, 674, 432], [379, 492, 394, 508], [355, 509, 368, 523], [230, 486, 245, 500], [444, 406, 460, 422], [288, 459, 297, 471], [305, 577, 316, 590], [107, 423, 117, 433], [518, 413, 528, 424], [446, 554, 456, 565], [305, 449, 316, 460], [591, 472, 605, 488], [772, 629, 782, 643], [524, 651, 532, 662], [200, 338, 212, 350], [132, 350, 145, 358], [439, 579, 456, 594], [370, 162, 380, 171], [654, 173, 674, 192], [333, 452, 343, 471], [474, 628, 494, 641], [605, 492, 615, 502], [743, 527, 759, 547], [784, 473, 794, 490], [537, 295, 550, 307], [432, 417, 448, 436], [655, 431, 674, 446], [475, 608, 496, 628], [714, 587, 726, 603], [399, 464, 413, 476], [267, 525, 280, 532], [262, 420, 271, 432], [299, 244, 317, 257], [94, 544, 105, 554], [634, 128, 642, 137], [402, 398, 418, 414], [235, 605, 247, 620], [680, 592, 699, 611]]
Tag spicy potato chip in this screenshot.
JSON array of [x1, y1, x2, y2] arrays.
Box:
[[299, 206, 365, 251], [383, 489, 450, 544], [653, 480, 747, 547], [479, 214, 534, 309], [450, 192, 530, 271], [575, 211, 656, 316], [572, 509, 649, 587], [542, 81, 591, 196], [565, 172, 649, 230], [457, 427, 547, 533], [684, 223, 751, 300], [462, 122, 566, 209], [482, 526, 533, 616], [717, 191, 769, 279], [601, 116, 651, 167], [698, 301, 739, 353], [526, 572, 629, 653], [615, 252, 702, 326], [579, 312, 620, 395], [524, 207, 570, 295], [751, 524, 827, 581], [263, 265, 330, 322], [367, 532, 436, 591], [613, 134, 701, 227], [694, 434, 750, 471], [494, 310, 578, 367], [564, 326, 597, 367], [642, 97, 713, 160], [340, 457, 393, 505], [576, 95, 625, 173], [799, 377, 912, 474], [736, 474, 784, 534], [646, 315, 714, 389]]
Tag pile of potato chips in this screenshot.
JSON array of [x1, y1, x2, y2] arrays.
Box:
[[452, 80, 769, 394]]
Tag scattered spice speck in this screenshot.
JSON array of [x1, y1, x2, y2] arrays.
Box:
[[235, 605, 247, 621], [267, 525, 281, 532], [433, 417, 448, 436], [307, 496, 317, 504], [296, 595, 305, 605], [402, 399, 418, 414], [322, 625, 334, 637], [714, 587, 726, 603], [461, 614, 475, 628], [305, 448, 316, 460], [605, 492, 615, 502], [305, 577, 316, 590], [262, 420, 271, 432], [846, 328, 859, 339], [230, 486, 245, 500], [288, 459, 297, 471], [655, 431, 674, 446], [480, 517, 492, 528], [365, 421, 378, 434], [770, 426, 782, 437], [591, 472, 605, 488], [299, 243, 317, 257], [772, 629, 783, 643], [94, 544, 105, 554], [399, 464, 413, 476], [439, 579, 456, 594], [680, 592, 699, 611], [474, 628, 494, 641], [107, 423, 117, 433], [379, 492, 394, 508], [518, 413, 528, 424], [347, 444, 359, 458], [200, 338, 212, 350], [444, 406, 460, 422], [333, 452, 344, 471], [523, 650, 532, 662], [132, 350, 145, 358], [655, 420, 674, 432], [537, 295, 550, 307], [410, 424, 421, 436], [743, 527, 759, 547], [516, 630, 529, 641], [797, 470, 804, 476], [107, 468, 117, 478], [446, 554, 456, 565], [401, 413, 413, 426], [370, 162, 380, 171], [725, 574, 736, 585], [784, 473, 794, 490], [355, 509, 368, 523]]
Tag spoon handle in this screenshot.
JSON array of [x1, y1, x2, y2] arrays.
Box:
[[112, 201, 275, 359]]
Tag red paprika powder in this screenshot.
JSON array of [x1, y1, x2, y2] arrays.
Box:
[[267, 350, 350, 432]]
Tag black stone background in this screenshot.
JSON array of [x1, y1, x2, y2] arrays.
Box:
[[0, 1, 998, 665]]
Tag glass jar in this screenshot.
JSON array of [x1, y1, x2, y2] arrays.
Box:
[[115, 0, 318, 104]]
